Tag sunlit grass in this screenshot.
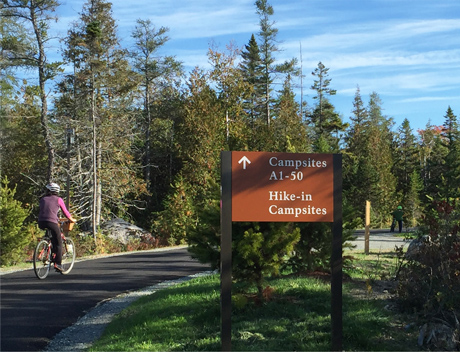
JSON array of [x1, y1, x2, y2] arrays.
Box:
[[90, 272, 419, 351]]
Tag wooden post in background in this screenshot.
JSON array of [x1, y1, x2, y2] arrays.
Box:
[[365, 200, 370, 255]]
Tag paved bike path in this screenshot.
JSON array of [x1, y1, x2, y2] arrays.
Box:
[[0, 247, 210, 352], [351, 229, 409, 251]]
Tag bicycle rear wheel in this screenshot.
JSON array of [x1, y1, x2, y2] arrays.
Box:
[[61, 238, 76, 274], [33, 240, 51, 279]]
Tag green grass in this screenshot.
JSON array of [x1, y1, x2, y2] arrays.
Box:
[[345, 250, 404, 281], [90, 269, 419, 352]]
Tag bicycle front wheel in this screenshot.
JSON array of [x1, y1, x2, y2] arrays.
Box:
[[33, 240, 51, 279], [61, 238, 76, 274]]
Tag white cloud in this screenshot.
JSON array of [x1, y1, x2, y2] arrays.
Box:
[[45, 0, 460, 131]]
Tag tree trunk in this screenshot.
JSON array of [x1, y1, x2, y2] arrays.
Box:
[[144, 79, 151, 190], [96, 140, 102, 227], [31, 7, 55, 182], [91, 72, 98, 246]]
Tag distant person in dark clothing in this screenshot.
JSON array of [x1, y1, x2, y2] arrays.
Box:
[[391, 206, 404, 233]]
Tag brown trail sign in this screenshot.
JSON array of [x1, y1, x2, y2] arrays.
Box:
[[220, 151, 343, 351], [231, 151, 334, 222]]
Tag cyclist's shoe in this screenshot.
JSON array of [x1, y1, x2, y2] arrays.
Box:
[[54, 264, 64, 272]]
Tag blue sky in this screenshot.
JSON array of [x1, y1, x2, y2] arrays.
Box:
[[50, 0, 460, 133]]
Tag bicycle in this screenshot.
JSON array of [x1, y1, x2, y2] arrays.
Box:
[[33, 220, 76, 279]]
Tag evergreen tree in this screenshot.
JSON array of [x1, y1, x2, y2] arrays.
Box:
[[272, 74, 310, 152], [0, 14, 33, 93], [57, 0, 145, 237], [343, 86, 372, 222], [439, 106, 460, 199], [0, 177, 31, 266], [366, 92, 397, 225], [422, 124, 447, 201], [173, 67, 224, 216], [2, 0, 62, 182], [346, 85, 368, 148], [308, 62, 346, 152], [130, 19, 182, 193], [233, 222, 300, 299], [255, 0, 297, 127], [239, 34, 264, 128], [0, 85, 47, 205], [406, 170, 423, 227], [207, 43, 248, 149], [394, 119, 419, 207]]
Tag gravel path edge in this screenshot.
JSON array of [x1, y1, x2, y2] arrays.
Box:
[[43, 270, 216, 352]]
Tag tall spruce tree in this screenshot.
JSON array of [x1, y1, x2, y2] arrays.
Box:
[[422, 124, 447, 201], [439, 106, 460, 199], [343, 86, 372, 221], [308, 62, 346, 152], [255, 0, 297, 127], [366, 92, 397, 225], [239, 34, 264, 132], [393, 119, 419, 202]]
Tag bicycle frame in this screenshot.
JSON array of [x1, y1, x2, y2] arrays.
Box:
[[33, 223, 76, 279]]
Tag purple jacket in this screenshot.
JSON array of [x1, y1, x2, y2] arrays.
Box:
[[38, 195, 72, 223]]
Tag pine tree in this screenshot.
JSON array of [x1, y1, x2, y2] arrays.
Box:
[[239, 34, 264, 128], [0, 85, 48, 204], [422, 124, 447, 201], [393, 119, 419, 205], [255, 0, 297, 127], [346, 85, 368, 148], [366, 92, 397, 225], [2, 0, 62, 182], [308, 62, 346, 152], [0, 177, 31, 266], [343, 86, 371, 221], [439, 106, 460, 199], [233, 222, 300, 299]]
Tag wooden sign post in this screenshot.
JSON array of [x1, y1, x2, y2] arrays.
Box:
[[220, 151, 342, 351], [365, 200, 371, 254]]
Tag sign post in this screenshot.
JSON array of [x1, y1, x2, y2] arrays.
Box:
[[220, 151, 342, 351], [220, 151, 232, 351], [365, 200, 371, 254]]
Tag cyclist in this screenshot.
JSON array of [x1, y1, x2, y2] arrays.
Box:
[[38, 183, 76, 272]]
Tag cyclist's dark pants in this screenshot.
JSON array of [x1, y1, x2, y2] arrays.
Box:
[[38, 221, 62, 265]]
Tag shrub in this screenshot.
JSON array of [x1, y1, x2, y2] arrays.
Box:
[[397, 199, 460, 319], [233, 222, 301, 299], [0, 177, 31, 266]]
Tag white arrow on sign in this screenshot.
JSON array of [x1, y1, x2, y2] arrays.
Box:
[[238, 156, 251, 170]]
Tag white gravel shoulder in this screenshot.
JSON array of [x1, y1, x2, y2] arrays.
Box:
[[43, 270, 216, 352]]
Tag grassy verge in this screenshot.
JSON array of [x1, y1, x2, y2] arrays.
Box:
[[90, 251, 420, 351]]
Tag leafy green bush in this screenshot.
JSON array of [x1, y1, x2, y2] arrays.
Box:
[[0, 177, 31, 266]]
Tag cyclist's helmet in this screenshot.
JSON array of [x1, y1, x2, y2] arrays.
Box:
[[46, 182, 60, 193], [397, 206, 402, 210]]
